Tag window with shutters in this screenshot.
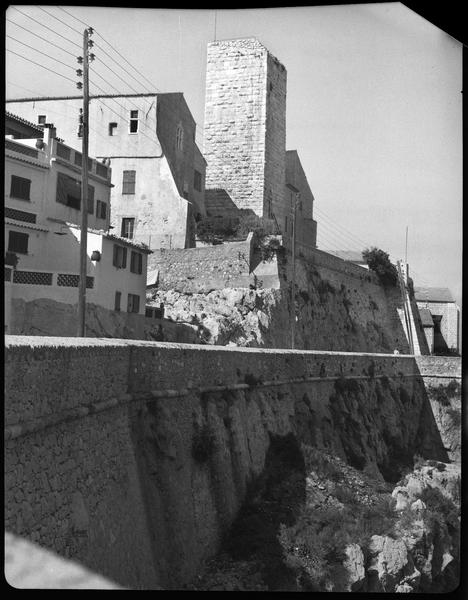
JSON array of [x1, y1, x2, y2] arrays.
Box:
[[10, 175, 31, 201], [176, 124, 184, 150], [129, 110, 139, 133], [38, 115, 47, 125], [96, 200, 107, 220], [127, 293, 140, 313], [122, 170, 136, 194], [194, 170, 202, 192], [56, 172, 94, 211], [121, 217, 135, 239], [8, 231, 29, 254], [115, 291, 121, 312], [112, 244, 127, 269], [130, 251, 143, 274]]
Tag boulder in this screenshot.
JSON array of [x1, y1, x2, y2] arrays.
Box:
[[342, 543, 366, 591]]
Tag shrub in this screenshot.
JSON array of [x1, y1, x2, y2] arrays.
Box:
[[362, 247, 398, 287]]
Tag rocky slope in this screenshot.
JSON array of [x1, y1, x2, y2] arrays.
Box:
[[184, 446, 460, 592]]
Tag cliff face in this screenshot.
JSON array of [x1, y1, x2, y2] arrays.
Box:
[[147, 251, 410, 353], [186, 449, 460, 593]]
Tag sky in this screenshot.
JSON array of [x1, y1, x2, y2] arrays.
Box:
[[5, 4, 463, 333]]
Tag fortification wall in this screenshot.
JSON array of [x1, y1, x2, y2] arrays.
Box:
[[5, 337, 446, 589], [147, 236, 254, 293]]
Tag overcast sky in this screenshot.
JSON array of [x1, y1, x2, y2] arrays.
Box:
[[6, 4, 462, 325]]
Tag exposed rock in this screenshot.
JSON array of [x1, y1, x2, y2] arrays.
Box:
[[342, 543, 366, 591], [367, 535, 419, 592]]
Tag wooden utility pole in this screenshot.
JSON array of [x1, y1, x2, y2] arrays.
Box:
[[291, 193, 299, 349], [77, 28, 91, 336]]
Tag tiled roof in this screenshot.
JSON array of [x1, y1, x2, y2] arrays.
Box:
[[418, 308, 434, 327], [414, 287, 454, 303], [5, 111, 43, 133]]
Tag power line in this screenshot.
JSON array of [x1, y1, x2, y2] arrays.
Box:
[[6, 35, 77, 72], [56, 5, 92, 29], [6, 18, 78, 57], [6, 49, 77, 85], [9, 6, 82, 50], [35, 5, 82, 35]]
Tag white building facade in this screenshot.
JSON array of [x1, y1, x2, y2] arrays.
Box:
[[5, 119, 150, 332]]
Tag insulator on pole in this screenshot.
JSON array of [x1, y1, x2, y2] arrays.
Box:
[[87, 27, 94, 35], [76, 81, 83, 89], [76, 69, 83, 76], [89, 53, 95, 62], [77, 56, 83, 64], [87, 39, 94, 47]]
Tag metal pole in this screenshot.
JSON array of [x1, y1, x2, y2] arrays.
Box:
[[77, 28, 90, 336], [291, 194, 298, 349]]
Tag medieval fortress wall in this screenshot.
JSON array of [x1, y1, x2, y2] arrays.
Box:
[[5, 336, 448, 589]]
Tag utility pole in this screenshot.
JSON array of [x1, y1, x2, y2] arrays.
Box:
[[77, 27, 93, 336], [405, 225, 408, 265], [291, 192, 299, 349]]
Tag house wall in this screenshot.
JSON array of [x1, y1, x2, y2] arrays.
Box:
[[416, 301, 459, 352], [7, 95, 200, 251]]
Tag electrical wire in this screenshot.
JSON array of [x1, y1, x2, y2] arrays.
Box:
[[34, 6, 206, 147], [6, 35, 78, 72], [35, 5, 83, 35], [9, 6, 82, 50], [6, 19, 78, 58], [6, 49, 78, 85]]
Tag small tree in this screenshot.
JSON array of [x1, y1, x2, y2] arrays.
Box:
[[362, 247, 398, 287]]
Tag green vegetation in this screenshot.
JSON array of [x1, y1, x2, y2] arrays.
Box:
[[278, 495, 396, 591], [362, 247, 398, 287]]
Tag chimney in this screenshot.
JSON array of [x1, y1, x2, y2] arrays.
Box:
[[43, 123, 57, 144]]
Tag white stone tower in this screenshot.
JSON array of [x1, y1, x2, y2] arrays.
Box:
[[203, 38, 287, 225]]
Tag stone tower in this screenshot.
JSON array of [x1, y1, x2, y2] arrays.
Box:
[[203, 38, 287, 225]]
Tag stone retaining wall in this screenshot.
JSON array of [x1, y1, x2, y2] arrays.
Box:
[[5, 337, 447, 589]]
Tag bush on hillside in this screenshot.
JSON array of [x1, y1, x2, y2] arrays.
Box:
[[362, 247, 398, 287]]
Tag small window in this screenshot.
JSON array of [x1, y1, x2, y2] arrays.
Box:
[[8, 231, 29, 254], [10, 175, 31, 201], [194, 170, 202, 192], [96, 200, 107, 220], [127, 293, 140, 313], [130, 251, 143, 274], [38, 115, 47, 125], [176, 124, 184, 150], [122, 170, 136, 195], [108, 122, 118, 136], [129, 110, 139, 133], [113, 245, 127, 269], [115, 291, 121, 312], [121, 217, 135, 239]]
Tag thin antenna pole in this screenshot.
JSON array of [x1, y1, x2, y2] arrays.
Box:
[[77, 28, 90, 336], [405, 225, 408, 264], [214, 10, 217, 41]]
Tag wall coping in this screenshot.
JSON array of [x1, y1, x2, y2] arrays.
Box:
[[4, 335, 416, 359]]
